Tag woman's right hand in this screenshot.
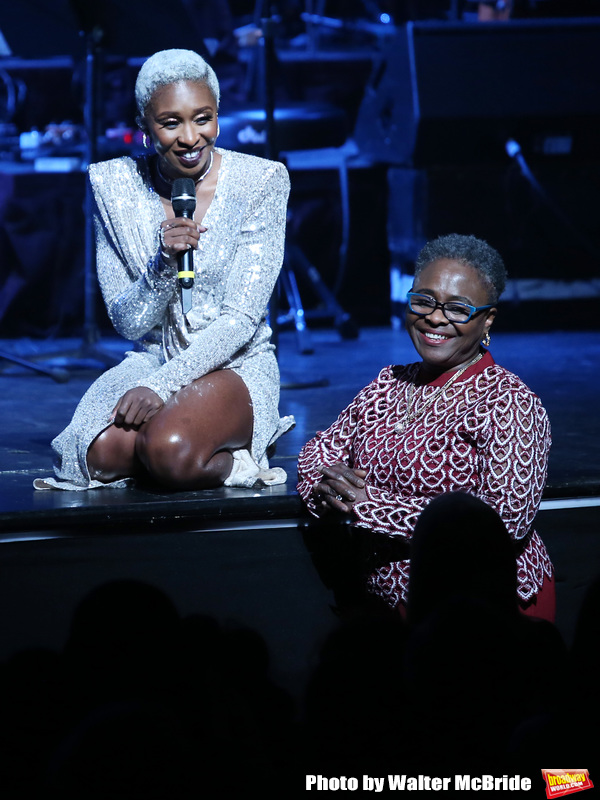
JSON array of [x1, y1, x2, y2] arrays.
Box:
[[312, 462, 368, 514], [159, 218, 207, 262], [110, 387, 164, 430]]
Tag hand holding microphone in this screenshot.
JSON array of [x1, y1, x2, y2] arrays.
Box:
[[158, 178, 206, 313]]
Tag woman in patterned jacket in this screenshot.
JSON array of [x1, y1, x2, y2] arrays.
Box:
[[35, 49, 293, 492], [297, 234, 555, 621]]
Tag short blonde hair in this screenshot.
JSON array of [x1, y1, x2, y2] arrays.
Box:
[[135, 48, 220, 115]]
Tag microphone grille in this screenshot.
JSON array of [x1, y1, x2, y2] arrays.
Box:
[[171, 178, 196, 215]]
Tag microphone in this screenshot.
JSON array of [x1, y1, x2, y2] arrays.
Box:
[[171, 178, 196, 314]]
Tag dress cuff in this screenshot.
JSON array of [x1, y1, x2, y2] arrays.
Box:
[[145, 250, 177, 291]]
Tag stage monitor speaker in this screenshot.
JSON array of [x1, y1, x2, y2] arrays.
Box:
[[354, 18, 600, 166]]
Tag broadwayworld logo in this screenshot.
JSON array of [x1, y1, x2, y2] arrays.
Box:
[[542, 770, 593, 798]]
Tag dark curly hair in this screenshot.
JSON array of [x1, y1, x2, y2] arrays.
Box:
[[415, 234, 507, 303]]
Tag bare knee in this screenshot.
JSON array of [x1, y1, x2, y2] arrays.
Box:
[[87, 426, 138, 482], [136, 427, 231, 489]]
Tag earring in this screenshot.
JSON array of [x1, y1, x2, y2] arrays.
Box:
[[143, 133, 150, 149], [216, 122, 220, 139], [482, 331, 491, 347]]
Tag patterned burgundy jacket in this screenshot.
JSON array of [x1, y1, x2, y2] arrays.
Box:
[[297, 350, 553, 609]]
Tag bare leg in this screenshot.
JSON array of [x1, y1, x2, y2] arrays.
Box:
[[87, 370, 253, 488], [87, 425, 143, 483], [135, 369, 253, 489]]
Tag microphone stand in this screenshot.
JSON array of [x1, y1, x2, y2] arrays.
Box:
[[51, 26, 122, 369], [2, 0, 218, 382], [1, 27, 120, 382]]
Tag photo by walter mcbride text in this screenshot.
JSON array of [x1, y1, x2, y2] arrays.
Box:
[[305, 774, 535, 792]]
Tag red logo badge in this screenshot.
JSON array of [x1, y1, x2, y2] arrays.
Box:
[[542, 770, 593, 798]]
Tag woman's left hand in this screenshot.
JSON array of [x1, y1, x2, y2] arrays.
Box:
[[312, 462, 368, 514]]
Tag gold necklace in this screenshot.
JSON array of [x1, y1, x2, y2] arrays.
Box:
[[394, 352, 483, 434]]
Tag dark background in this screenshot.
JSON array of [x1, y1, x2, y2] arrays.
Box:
[[1, 2, 599, 337]]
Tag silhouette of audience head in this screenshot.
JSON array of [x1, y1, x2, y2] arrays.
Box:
[[302, 613, 408, 773], [39, 579, 294, 795], [403, 492, 567, 766], [406, 491, 518, 626]]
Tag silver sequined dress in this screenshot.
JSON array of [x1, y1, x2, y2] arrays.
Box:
[[37, 148, 294, 490]]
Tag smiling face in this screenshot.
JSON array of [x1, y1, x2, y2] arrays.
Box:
[[407, 258, 497, 376], [143, 80, 218, 181]]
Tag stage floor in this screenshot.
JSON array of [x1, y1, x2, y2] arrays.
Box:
[[1, 326, 598, 522], [1, 326, 599, 679]]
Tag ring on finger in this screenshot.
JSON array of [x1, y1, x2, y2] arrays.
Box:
[[335, 494, 343, 501]]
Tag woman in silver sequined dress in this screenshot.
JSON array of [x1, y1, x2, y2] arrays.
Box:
[[36, 49, 293, 491]]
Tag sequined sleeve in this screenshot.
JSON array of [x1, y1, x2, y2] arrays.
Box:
[[138, 161, 290, 400], [90, 163, 177, 341]]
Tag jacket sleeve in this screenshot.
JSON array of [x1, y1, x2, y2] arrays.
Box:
[[295, 370, 428, 536], [349, 486, 434, 540], [298, 412, 432, 539], [344, 379, 550, 542], [474, 384, 551, 541], [90, 162, 178, 341], [297, 381, 375, 513]]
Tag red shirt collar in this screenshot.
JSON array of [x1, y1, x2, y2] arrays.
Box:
[[426, 349, 494, 388]]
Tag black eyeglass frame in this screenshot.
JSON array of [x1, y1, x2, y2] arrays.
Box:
[[406, 292, 494, 324]]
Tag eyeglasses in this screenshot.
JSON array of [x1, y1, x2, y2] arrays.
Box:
[[406, 292, 494, 324]]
